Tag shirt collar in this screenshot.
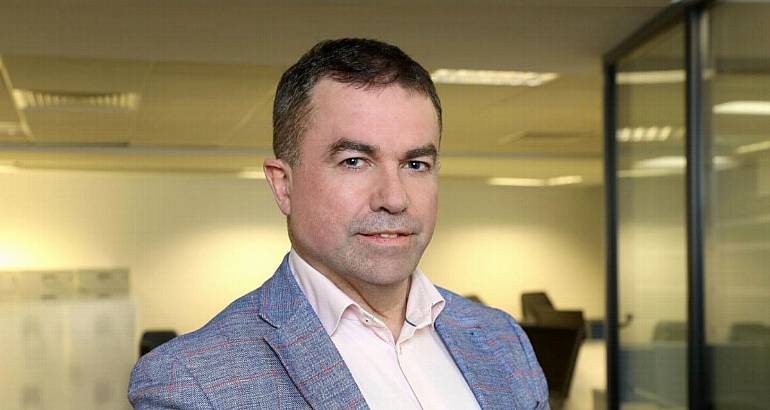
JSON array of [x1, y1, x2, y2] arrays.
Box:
[[405, 266, 445, 329], [288, 249, 445, 336]]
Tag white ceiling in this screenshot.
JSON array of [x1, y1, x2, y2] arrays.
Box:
[[0, 0, 675, 184]]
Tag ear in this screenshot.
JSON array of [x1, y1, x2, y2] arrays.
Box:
[[263, 158, 293, 216]]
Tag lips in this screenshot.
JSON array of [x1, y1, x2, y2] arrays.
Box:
[[359, 231, 412, 238], [356, 230, 413, 246], [350, 216, 420, 243], [379, 233, 399, 238]]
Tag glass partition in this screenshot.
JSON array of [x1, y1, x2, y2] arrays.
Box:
[[706, 1, 770, 407], [615, 22, 688, 409], [607, 0, 770, 408]]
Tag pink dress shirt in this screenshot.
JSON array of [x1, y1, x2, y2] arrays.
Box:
[[289, 250, 481, 410]]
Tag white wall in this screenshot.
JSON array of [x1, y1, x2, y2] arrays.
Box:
[[0, 169, 605, 343], [427, 179, 605, 319]]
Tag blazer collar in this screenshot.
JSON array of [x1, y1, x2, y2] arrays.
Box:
[[258, 255, 368, 410]]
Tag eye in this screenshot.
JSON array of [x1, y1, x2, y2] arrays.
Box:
[[341, 157, 365, 168], [405, 160, 431, 171]]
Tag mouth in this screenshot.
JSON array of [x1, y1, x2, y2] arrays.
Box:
[[357, 231, 413, 244]]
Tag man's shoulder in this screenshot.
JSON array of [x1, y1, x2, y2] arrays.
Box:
[[147, 286, 272, 358], [437, 286, 518, 326], [128, 278, 294, 408], [435, 287, 536, 358], [435, 287, 550, 407], [142, 259, 300, 360]]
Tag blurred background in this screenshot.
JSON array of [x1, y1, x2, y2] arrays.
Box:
[[0, 1, 767, 409]]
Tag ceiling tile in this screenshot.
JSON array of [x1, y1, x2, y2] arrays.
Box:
[[2, 55, 153, 93], [131, 63, 281, 146], [23, 110, 135, 144]]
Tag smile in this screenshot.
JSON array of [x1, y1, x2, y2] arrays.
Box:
[[374, 233, 399, 238], [360, 231, 411, 237], [358, 232, 412, 243]]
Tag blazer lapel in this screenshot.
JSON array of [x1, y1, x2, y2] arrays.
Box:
[[259, 257, 368, 410], [435, 293, 531, 409], [435, 316, 504, 409]]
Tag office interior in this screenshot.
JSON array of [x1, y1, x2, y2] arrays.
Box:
[[0, 1, 766, 409]]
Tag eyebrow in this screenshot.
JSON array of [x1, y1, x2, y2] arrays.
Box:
[[326, 138, 438, 162], [327, 138, 379, 158], [404, 144, 438, 161]]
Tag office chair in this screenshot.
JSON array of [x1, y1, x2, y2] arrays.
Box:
[[139, 330, 178, 356]]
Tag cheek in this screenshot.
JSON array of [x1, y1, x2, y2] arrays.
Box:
[[410, 181, 438, 213], [292, 177, 362, 234], [404, 184, 438, 237]]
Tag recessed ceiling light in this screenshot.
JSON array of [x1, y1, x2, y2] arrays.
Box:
[[547, 176, 583, 186], [659, 126, 672, 140], [0, 121, 28, 136], [616, 69, 714, 85], [488, 177, 546, 187], [713, 101, 770, 116], [635, 156, 686, 169], [487, 175, 582, 187], [616, 126, 677, 142], [616, 70, 685, 84], [12, 89, 141, 112], [735, 140, 770, 155], [634, 155, 737, 170], [618, 128, 631, 142], [431, 69, 558, 87]]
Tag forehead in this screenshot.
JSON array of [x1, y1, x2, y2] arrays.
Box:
[[305, 79, 440, 147]]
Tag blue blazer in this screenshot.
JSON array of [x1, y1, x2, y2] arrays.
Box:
[[129, 256, 549, 409]]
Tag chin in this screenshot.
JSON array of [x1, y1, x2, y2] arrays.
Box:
[[343, 257, 419, 287], [359, 271, 413, 287]]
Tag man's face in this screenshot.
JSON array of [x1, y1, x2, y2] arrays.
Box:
[[282, 78, 440, 288]]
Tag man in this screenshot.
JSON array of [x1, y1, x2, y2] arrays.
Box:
[[129, 38, 548, 409]]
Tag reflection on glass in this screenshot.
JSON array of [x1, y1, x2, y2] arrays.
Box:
[[706, 1, 770, 408], [616, 22, 688, 409]]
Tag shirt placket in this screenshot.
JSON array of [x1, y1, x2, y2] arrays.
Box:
[[357, 309, 428, 409]]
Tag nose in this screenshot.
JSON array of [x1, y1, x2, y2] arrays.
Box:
[[370, 167, 409, 214]]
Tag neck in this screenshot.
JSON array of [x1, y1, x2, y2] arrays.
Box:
[[325, 272, 412, 340]]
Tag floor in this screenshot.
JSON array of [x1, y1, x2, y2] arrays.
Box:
[[562, 340, 606, 410]]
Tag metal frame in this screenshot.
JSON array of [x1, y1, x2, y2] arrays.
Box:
[[684, 5, 710, 407], [602, 62, 619, 409], [602, 1, 715, 408]]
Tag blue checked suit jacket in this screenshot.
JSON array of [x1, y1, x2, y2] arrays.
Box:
[[128, 255, 549, 409]]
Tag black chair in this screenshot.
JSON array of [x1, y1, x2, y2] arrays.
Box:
[[521, 291, 585, 333], [521, 292, 554, 324], [139, 330, 178, 356], [729, 322, 770, 343], [520, 292, 586, 405], [521, 324, 583, 406], [652, 321, 686, 342]]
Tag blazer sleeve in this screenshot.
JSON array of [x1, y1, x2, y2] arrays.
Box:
[[505, 313, 550, 409], [128, 351, 214, 410]]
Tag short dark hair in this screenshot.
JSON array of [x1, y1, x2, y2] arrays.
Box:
[[272, 38, 442, 167]]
